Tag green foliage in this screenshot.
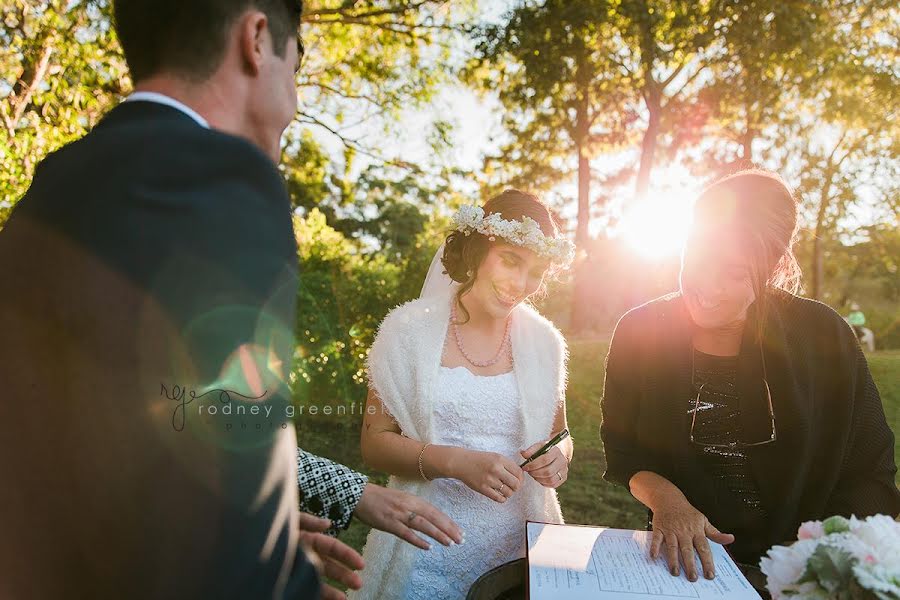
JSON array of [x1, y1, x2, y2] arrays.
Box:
[[468, 0, 897, 327], [796, 545, 860, 598], [282, 130, 333, 212], [291, 208, 449, 410], [877, 319, 900, 352], [0, 0, 467, 228], [467, 0, 748, 203], [293, 0, 473, 162], [0, 0, 127, 223], [794, 223, 900, 349], [822, 516, 851, 535]]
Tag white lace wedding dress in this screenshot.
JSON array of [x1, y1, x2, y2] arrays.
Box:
[[401, 365, 531, 600]]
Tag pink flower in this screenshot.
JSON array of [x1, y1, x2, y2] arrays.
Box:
[[797, 521, 825, 540]]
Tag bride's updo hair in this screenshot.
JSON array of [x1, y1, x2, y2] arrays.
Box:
[[442, 189, 560, 321]]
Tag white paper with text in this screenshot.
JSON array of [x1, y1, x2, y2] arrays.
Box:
[[526, 523, 762, 600]]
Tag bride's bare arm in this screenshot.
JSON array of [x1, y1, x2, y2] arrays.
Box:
[[360, 388, 462, 481], [360, 388, 525, 502]]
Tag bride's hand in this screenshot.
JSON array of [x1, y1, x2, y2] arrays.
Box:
[[520, 442, 568, 488], [452, 449, 525, 503]]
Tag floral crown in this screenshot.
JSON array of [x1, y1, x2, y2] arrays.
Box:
[[451, 205, 575, 267]]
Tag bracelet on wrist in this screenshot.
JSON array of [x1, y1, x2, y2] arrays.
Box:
[[417, 442, 432, 481]]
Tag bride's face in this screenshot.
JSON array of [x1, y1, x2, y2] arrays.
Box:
[[469, 242, 549, 319]]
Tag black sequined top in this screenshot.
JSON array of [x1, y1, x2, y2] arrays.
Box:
[[690, 349, 768, 563]]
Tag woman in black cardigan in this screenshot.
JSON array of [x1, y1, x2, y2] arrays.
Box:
[[600, 169, 900, 582]]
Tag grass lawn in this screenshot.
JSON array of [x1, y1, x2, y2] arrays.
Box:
[[297, 342, 900, 555]]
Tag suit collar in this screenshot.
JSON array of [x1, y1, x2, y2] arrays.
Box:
[[124, 92, 210, 128], [96, 99, 207, 131]]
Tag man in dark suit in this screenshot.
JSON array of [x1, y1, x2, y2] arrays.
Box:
[[0, 1, 345, 598]]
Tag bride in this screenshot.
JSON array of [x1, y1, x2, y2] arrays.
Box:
[[350, 189, 576, 599]]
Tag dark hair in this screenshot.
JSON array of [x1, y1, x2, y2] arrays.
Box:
[[442, 189, 560, 323], [691, 169, 802, 338], [113, 0, 303, 82]]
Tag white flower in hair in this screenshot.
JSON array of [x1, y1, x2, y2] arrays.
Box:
[[450, 205, 576, 266], [452, 205, 484, 234]]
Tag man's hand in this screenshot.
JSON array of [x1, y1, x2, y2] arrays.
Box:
[[353, 483, 464, 550], [298, 512, 365, 599]]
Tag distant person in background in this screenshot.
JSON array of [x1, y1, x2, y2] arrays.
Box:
[[601, 169, 900, 582], [847, 302, 866, 340]]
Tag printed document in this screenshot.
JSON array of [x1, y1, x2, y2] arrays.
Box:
[[526, 522, 762, 599]]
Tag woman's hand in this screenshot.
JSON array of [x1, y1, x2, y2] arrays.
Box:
[[452, 449, 525, 503], [354, 483, 463, 550], [520, 441, 568, 488], [649, 496, 735, 581], [297, 512, 364, 599]]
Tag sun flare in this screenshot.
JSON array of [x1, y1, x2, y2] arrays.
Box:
[[616, 168, 699, 260]]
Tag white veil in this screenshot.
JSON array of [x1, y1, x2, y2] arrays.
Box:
[[419, 243, 456, 300]]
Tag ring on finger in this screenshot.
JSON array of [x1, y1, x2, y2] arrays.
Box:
[[498, 483, 507, 496], [406, 510, 417, 525], [556, 471, 562, 482]]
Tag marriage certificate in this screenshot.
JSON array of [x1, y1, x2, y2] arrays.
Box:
[[526, 522, 762, 600]]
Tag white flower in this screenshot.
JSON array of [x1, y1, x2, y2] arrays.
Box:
[[821, 531, 875, 566], [760, 539, 822, 600], [449, 205, 575, 266], [853, 563, 900, 598], [763, 515, 900, 600], [797, 520, 826, 540], [452, 205, 484, 230], [850, 515, 900, 572]]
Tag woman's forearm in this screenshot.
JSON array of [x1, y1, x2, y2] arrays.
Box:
[[629, 470, 689, 512], [361, 429, 465, 482]]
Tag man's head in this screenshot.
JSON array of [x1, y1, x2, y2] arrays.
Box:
[[113, 0, 304, 159]]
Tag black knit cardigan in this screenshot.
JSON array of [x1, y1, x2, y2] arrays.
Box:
[[600, 290, 900, 561]]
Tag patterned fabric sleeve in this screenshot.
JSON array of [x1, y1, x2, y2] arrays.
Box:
[[296, 448, 368, 536]]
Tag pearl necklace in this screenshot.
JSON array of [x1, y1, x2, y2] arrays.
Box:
[[450, 302, 512, 368]]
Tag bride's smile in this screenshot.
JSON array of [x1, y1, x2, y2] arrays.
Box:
[[468, 243, 550, 319], [491, 282, 520, 308]]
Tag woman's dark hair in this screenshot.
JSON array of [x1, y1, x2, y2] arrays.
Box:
[[691, 169, 803, 339], [113, 0, 303, 82], [442, 189, 560, 323]]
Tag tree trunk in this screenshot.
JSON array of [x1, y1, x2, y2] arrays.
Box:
[[570, 51, 594, 333], [811, 173, 835, 300], [635, 87, 660, 199], [739, 93, 757, 163], [740, 127, 754, 162], [811, 234, 824, 300], [570, 140, 593, 333], [634, 3, 660, 199], [575, 138, 590, 249], [809, 131, 856, 299]]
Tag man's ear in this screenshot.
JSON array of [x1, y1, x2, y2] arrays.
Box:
[[237, 11, 269, 76]]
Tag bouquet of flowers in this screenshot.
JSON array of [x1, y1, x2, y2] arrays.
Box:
[[760, 515, 900, 599]]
